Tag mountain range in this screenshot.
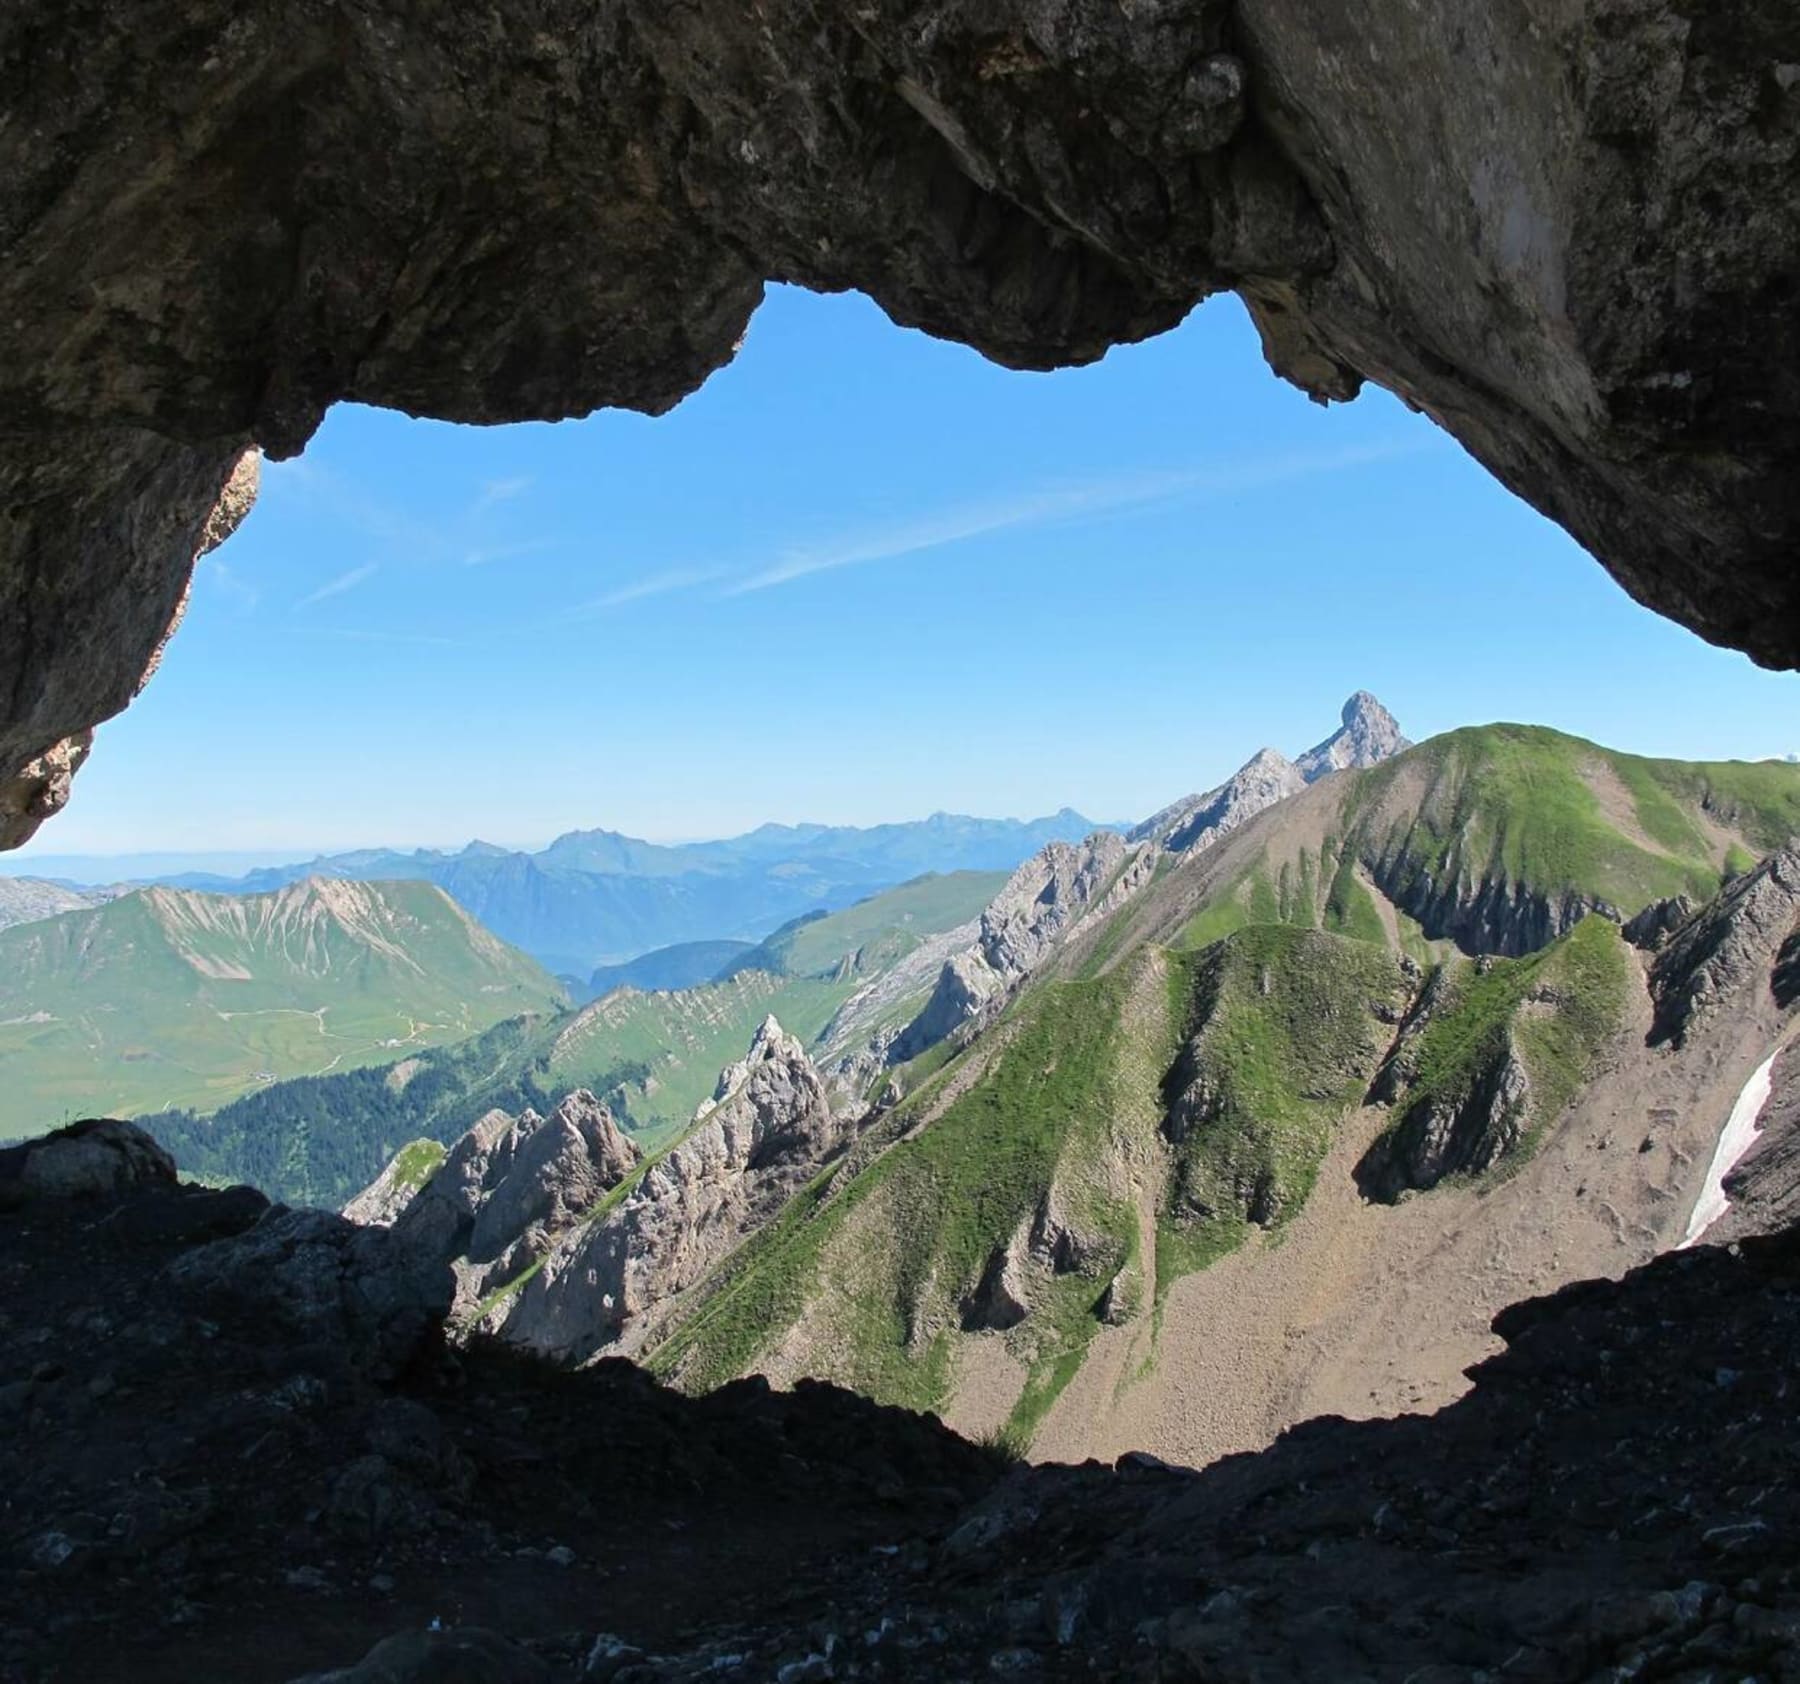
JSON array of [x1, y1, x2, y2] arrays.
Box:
[[0, 874, 117, 932], [0, 879, 564, 1137], [31, 809, 1106, 975], [16, 688, 1799, 1474], [328, 697, 1800, 1469], [146, 870, 1005, 1206]]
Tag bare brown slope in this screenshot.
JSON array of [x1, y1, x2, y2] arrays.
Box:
[[1035, 929, 1794, 1467]]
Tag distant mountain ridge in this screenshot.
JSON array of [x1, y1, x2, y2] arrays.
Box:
[[0, 878, 563, 1138], [584, 940, 755, 1000], [112, 809, 1107, 973], [0, 875, 119, 932]]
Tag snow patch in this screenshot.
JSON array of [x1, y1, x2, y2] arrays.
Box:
[[1680, 1048, 1782, 1248]]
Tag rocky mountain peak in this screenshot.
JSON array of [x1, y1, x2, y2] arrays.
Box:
[[1296, 691, 1411, 782], [696, 1013, 805, 1122], [1239, 746, 1296, 776], [490, 1018, 847, 1363], [1132, 693, 1407, 857]]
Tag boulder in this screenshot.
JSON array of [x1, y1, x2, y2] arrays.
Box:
[[167, 1208, 452, 1379], [0, 1119, 178, 1205]]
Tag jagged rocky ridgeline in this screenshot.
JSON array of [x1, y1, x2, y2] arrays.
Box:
[[891, 691, 1412, 1066], [355, 1017, 849, 1365], [343, 702, 1800, 1468]]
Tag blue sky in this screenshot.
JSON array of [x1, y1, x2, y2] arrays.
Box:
[[16, 284, 1799, 859]]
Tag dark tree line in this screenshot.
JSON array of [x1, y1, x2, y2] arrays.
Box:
[[145, 1017, 650, 1210]]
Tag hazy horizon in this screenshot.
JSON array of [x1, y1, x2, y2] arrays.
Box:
[[10, 722, 1800, 882]]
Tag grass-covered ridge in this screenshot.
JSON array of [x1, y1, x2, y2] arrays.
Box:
[[1157, 925, 1413, 1287], [653, 951, 1184, 1429], [1363, 915, 1633, 1197], [1346, 725, 1799, 933], [0, 878, 565, 1142]]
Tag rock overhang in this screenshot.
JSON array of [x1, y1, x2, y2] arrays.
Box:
[[2, 0, 1796, 845]]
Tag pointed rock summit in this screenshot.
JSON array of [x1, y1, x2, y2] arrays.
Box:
[[342, 1089, 642, 1324], [345, 1017, 850, 1367], [496, 1016, 845, 1362], [1296, 691, 1411, 781], [1134, 693, 1408, 853], [893, 695, 1411, 1069]]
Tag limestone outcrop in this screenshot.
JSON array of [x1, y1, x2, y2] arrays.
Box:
[[492, 1020, 835, 1361], [894, 830, 1155, 1061], [1650, 848, 1800, 1047], [346, 1090, 642, 1324], [978, 832, 1134, 978], [1365, 1035, 1535, 1199], [1134, 691, 1408, 853], [2, 7, 1797, 838], [447, 1020, 847, 1365]]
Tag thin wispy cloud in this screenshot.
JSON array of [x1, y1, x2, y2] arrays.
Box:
[[577, 567, 724, 614], [267, 459, 556, 576], [726, 440, 1425, 595], [463, 538, 559, 568], [310, 626, 461, 648], [476, 475, 533, 509], [264, 460, 446, 558], [297, 562, 378, 608]]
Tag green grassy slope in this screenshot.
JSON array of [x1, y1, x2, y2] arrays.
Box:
[[0, 879, 563, 1139], [1362, 915, 1634, 1196], [725, 872, 1005, 977], [1158, 925, 1412, 1284], [1346, 726, 1798, 925], [650, 927, 1413, 1443], [642, 857, 1672, 1440], [650, 950, 1183, 1418]]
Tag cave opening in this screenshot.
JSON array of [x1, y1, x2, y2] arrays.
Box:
[[5, 0, 1800, 1666]]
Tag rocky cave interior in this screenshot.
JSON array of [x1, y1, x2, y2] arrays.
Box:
[[2, 2, 1799, 1680]]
